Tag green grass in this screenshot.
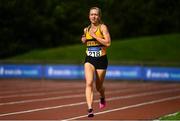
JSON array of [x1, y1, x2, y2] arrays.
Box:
[[159, 112, 180, 120], [108, 34, 180, 61], [5, 33, 180, 65], [8, 45, 86, 64]]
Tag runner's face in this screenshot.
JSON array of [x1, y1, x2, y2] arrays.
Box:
[[89, 9, 100, 24]]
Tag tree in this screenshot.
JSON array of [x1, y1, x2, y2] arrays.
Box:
[[0, 0, 180, 58]]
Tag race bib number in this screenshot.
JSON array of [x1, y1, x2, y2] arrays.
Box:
[[87, 47, 102, 57]]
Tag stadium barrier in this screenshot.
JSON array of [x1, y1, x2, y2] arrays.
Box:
[[0, 64, 180, 81]]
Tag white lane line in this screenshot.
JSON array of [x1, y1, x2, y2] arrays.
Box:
[[0, 86, 179, 106], [0, 88, 51, 94], [0, 85, 127, 98], [0, 88, 136, 106], [0, 84, 173, 106], [0, 85, 84, 95], [0, 88, 180, 117], [1, 82, 178, 99], [0, 94, 84, 106], [63, 95, 180, 121], [0, 89, 83, 99], [0, 86, 129, 98], [0, 86, 134, 99]]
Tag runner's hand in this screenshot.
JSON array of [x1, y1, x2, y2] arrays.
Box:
[[81, 35, 86, 43]]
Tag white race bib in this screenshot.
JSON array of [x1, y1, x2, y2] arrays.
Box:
[[87, 47, 102, 57]]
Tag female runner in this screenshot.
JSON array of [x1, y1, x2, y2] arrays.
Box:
[[81, 7, 111, 117]]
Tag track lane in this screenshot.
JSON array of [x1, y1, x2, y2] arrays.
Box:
[[0, 80, 180, 120], [0, 84, 180, 120], [1, 83, 179, 113]]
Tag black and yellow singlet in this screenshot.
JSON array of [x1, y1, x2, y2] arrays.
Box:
[[84, 24, 108, 69], [85, 25, 107, 57]]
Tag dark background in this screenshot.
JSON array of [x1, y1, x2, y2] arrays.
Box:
[[0, 0, 180, 58]]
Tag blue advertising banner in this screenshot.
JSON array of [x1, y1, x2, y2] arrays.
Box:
[[106, 65, 142, 80], [0, 65, 42, 78], [1, 64, 180, 81], [44, 65, 84, 79], [143, 67, 180, 81], [44, 65, 142, 80]]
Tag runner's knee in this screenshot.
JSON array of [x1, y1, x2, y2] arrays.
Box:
[[86, 80, 93, 87]]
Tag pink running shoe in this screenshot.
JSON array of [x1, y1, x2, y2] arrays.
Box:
[[99, 97, 106, 109]]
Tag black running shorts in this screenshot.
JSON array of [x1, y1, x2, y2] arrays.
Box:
[[85, 55, 108, 69]]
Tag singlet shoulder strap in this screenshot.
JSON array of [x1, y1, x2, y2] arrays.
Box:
[[97, 24, 104, 37], [98, 24, 103, 35], [87, 25, 91, 32], [84, 25, 91, 34], [85, 24, 103, 36]]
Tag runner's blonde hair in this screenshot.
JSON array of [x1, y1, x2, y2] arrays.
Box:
[[89, 7, 103, 24]]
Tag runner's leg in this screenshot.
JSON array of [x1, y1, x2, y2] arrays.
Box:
[[84, 63, 95, 110]]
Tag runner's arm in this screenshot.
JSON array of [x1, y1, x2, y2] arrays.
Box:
[[81, 28, 87, 44], [89, 24, 111, 47]]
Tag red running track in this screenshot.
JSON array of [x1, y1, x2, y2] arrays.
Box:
[[0, 79, 180, 120]]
